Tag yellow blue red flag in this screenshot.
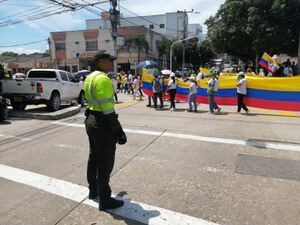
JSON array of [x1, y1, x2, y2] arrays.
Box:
[[258, 52, 279, 73]]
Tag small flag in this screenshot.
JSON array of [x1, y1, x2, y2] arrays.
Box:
[[258, 52, 279, 73], [199, 67, 211, 76]]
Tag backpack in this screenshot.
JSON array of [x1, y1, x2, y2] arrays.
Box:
[[152, 79, 162, 92]]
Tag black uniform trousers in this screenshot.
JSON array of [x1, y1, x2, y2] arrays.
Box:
[[85, 112, 116, 200], [153, 91, 163, 108], [237, 93, 248, 112]]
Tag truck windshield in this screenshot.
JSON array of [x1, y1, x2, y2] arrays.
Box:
[[27, 71, 57, 79]]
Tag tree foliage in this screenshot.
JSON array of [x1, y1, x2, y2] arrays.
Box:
[[1, 51, 18, 58], [172, 39, 216, 69], [205, 0, 300, 62], [125, 35, 149, 63]]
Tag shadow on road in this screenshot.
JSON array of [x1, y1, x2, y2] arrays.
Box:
[[92, 191, 160, 225]]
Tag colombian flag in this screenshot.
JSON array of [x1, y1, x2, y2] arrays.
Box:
[[259, 52, 279, 73]]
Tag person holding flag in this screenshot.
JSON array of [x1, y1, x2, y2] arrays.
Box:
[[258, 52, 280, 74]]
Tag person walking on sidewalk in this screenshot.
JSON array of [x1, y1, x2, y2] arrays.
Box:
[[166, 73, 177, 110], [237, 71, 249, 113], [133, 75, 142, 100], [84, 51, 127, 211], [151, 74, 163, 109], [187, 77, 198, 112], [207, 71, 221, 114]]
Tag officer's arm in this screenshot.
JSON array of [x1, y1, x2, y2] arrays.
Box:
[[105, 112, 127, 145]]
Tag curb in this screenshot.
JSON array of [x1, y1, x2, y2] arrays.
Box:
[[8, 106, 81, 120]]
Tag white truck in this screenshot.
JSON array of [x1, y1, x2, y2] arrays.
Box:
[[0, 69, 85, 111]]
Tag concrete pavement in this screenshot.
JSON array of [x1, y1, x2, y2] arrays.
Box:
[[0, 93, 300, 225]]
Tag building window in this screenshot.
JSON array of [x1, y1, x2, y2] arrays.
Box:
[[86, 40, 98, 51], [55, 43, 66, 51], [159, 24, 165, 29], [149, 24, 154, 29], [105, 40, 110, 43]]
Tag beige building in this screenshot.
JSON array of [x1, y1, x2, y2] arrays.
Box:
[[50, 26, 167, 73], [50, 29, 114, 72], [0, 53, 50, 74]]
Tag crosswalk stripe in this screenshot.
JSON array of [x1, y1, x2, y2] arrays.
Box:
[[0, 164, 219, 225]]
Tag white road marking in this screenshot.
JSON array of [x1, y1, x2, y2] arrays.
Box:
[[51, 121, 300, 152], [54, 144, 81, 150], [0, 164, 219, 225]]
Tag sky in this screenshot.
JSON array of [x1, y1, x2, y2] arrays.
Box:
[[0, 0, 225, 54]]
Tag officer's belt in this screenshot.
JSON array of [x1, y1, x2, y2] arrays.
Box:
[[86, 109, 104, 117]]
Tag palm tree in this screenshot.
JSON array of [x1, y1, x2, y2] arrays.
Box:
[[125, 35, 149, 63]]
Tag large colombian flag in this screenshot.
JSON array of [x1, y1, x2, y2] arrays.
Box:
[[258, 52, 279, 73], [142, 68, 300, 111]]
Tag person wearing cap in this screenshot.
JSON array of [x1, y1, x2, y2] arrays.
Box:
[[207, 71, 221, 114], [237, 71, 249, 113], [83, 50, 127, 211], [166, 73, 177, 110], [187, 76, 198, 112]]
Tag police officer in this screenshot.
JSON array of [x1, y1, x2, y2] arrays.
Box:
[[84, 51, 127, 211]]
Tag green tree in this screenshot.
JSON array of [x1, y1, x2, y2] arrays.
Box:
[[1, 51, 18, 58], [205, 0, 300, 62], [125, 35, 149, 63]]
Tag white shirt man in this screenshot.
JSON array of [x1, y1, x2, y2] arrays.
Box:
[[237, 77, 247, 95]]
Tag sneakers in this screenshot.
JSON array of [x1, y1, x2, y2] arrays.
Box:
[[88, 189, 98, 199], [217, 108, 221, 113], [99, 197, 124, 211]]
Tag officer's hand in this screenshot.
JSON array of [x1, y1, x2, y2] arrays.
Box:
[[118, 134, 127, 145]]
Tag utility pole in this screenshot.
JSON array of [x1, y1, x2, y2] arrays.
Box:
[[109, 0, 119, 76], [47, 37, 53, 68], [177, 9, 193, 73]]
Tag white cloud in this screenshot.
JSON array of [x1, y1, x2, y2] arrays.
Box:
[[0, 47, 42, 54]]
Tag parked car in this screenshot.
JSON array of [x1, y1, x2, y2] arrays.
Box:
[[75, 70, 91, 81], [0, 69, 84, 111]]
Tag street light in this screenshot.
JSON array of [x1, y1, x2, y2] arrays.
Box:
[[169, 35, 200, 71]]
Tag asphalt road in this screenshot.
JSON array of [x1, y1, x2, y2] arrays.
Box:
[[1, 93, 300, 225]]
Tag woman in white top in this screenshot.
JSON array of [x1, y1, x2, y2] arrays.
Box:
[[133, 75, 141, 100], [187, 77, 198, 112], [166, 73, 177, 110]]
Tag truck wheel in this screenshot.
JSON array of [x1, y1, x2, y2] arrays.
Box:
[[11, 100, 27, 111], [0, 107, 7, 122], [77, 91, 85, 107], [47, 92, 60, 112]]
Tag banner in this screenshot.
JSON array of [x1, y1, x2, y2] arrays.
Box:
[[142, 68, 300, 111]]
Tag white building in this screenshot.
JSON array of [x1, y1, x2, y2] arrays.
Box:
[[86, 12, 203, 40], [50, 29, 114, 72]]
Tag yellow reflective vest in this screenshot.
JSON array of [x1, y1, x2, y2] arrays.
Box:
[[84, 71, 115, 115]]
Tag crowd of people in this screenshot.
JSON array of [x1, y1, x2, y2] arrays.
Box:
[[113, 69, 251, 115], [110, 70, 144, 103]]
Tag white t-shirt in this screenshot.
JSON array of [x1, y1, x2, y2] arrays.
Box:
[[197, 72, 204, 80], [112, 79, 117, 92], [189, 82, 197, 94], [168, 79, 177, 90], [207, 78, 219, 92], [237, 78, 247, 95], [133, 78, 139, 91], [128, 74, 133, 83]]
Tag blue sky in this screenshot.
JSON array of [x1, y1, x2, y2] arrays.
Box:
[[0, 0, 224, 54]]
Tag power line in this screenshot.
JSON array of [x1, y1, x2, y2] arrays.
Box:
[[84, 3, 175, 40], [0, 39, 47, 48]]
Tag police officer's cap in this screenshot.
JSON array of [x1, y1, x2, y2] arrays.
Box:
[[94, 50, 117, 61]]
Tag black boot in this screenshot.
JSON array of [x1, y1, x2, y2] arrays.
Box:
[[99, 197, 124, 211], [88, 189, 98, 199]]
